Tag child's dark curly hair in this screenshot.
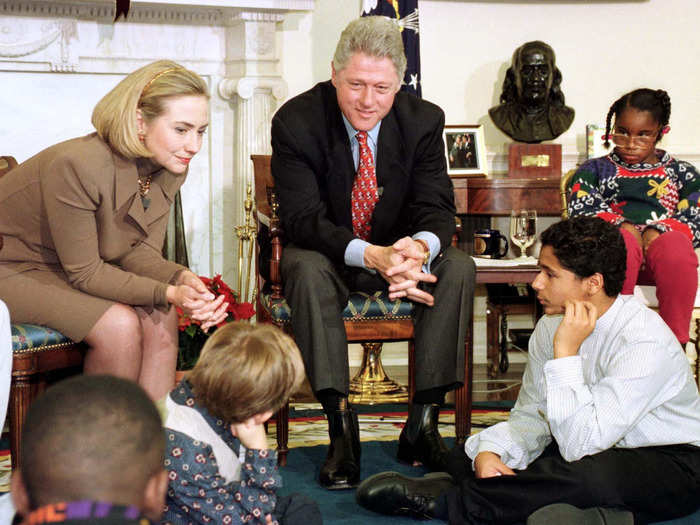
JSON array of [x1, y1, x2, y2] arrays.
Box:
[[540, 217, 626, 297]]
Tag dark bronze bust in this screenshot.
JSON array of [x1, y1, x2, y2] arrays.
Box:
[[489, 41, 574, 143]]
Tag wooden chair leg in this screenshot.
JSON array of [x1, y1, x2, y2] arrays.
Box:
[[407, 340, 415, 405], [275, 401, 289, 466], [486, 302, 500, 378], [455, 319, 474, 445], [9, 373, 36, 470]]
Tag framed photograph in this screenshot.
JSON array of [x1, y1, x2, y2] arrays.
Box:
[[443, 125, 488, 177], [586, 123, 613, 159]]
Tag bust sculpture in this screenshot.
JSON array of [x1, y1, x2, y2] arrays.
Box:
[[489, 41, 575, 144]]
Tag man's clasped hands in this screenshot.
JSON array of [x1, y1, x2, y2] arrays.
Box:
[[364, 237, 438, 306]]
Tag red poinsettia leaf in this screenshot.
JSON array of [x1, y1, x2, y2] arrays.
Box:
[[231, 301, 256, 320]]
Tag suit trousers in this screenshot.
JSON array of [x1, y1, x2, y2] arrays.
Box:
[[442, 442, 700, 525], [280, 245, 475, 395]]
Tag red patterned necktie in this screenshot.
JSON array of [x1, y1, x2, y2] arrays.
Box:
[[351, 131, 379, 240]]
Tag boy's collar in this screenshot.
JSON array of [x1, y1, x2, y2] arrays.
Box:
[[21, 501, 149, 524], [169, 379, 238, 447]]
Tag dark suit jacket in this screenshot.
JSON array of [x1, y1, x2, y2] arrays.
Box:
[[271, 81, 456, 266]]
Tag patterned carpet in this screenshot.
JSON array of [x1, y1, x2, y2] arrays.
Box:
[[0, 447, 9, 493], [0, 404, 510, 495], [267, 402, 511, 449]]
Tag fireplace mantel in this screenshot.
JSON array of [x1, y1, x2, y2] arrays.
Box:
[[1, 1, 315, 19]]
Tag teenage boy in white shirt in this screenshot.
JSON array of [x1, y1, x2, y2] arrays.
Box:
[[357, 216, 700, 524]]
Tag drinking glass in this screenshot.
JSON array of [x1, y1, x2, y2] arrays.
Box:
[[510, 210, 537, 260]]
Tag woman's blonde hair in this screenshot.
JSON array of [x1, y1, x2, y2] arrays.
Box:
[[188, 322, 306, 424], [91, 59, 209, 159]]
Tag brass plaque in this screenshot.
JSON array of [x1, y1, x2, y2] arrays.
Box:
[[520, 154, 550, 167]]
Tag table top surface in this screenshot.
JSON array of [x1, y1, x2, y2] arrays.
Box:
[[475, 264, 540, 284]]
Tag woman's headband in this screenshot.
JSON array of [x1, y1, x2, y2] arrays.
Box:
[[140, 67, 182, 101]]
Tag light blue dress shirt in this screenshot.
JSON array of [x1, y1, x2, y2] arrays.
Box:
[[341, 115, 440, 272]]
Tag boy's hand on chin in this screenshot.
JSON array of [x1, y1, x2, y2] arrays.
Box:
[[231, 419, 269, 450], [553, 300, 597, 358]]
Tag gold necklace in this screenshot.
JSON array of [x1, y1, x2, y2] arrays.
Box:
[[138, 174, 153, 209], [138, 174, 152, 197]]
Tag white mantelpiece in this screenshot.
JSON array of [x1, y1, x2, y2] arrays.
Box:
[[0, 0, 313, 287]]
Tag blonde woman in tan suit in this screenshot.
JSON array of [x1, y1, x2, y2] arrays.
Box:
[[0, 60, 227, 399]]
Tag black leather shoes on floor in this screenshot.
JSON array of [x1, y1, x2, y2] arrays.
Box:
[[319, 405, 361, 490], [397, 403, 450, 472], [356, 471, 455, 519]]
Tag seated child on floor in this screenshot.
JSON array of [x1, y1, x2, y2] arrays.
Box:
[[161, 322, 321, 525], [9, 375, 167, 524]]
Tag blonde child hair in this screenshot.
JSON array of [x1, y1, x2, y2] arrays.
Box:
[[188, 322, 305, 423], [91, 59, 209, 159]]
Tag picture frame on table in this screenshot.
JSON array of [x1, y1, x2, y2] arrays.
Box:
[[586, 123, 614, 159], [443, 124, 488, 177]]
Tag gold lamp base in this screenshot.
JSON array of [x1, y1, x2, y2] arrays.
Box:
[[349, 342, 408, 405]]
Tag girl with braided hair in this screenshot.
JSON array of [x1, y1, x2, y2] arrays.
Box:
[[568, 88, 700, 344]]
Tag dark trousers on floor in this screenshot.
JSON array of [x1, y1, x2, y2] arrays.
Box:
[[276, 493, 322, 525], [443, 442, 700, 525], [280, 244, 475, 394]]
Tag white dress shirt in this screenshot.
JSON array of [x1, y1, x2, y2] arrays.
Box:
[[466, 295, 700, 470]]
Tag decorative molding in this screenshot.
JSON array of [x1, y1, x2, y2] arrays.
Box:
[[219, 76, 287, 101], [0, 2, 218, 24], [0, 1, 311, 26], [0, 17, 78, 70], [230, 11, 286, 23]]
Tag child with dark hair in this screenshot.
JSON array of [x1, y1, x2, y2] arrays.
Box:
[[161, 322, 321, 525], [356, 217, 700, 525], [568, 88, 700, 345], [10, 375, 167, 524]]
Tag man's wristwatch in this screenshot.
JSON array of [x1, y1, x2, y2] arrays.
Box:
[[415, 239, 430, 266]]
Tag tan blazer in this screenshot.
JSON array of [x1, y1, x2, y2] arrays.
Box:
[[0, 133, 187, 307]]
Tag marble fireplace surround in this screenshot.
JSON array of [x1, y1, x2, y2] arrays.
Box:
[[0, 0, 314, 286]]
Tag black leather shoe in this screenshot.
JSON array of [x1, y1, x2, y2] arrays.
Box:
[[356, 471, 454, 519], [319, 405, 361, 490], [397, 403, 450, 471]]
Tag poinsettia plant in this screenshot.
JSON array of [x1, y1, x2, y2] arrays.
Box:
[[176, 274, 255, 370]]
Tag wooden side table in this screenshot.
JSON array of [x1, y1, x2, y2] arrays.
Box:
[[455, 264, 541, 444]]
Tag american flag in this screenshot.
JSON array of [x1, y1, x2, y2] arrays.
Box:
[[361, 0, 422, 98]]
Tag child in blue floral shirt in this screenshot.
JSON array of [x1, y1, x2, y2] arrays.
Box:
[[161, 322, 321, 525]]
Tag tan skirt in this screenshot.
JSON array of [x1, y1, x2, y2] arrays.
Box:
[[0, 268, 114, 342]]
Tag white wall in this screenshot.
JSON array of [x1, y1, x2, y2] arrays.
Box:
[[420, 0, 700, 161]]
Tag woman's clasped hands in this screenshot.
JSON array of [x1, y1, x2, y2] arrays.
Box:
[[167, 270, 229, 332]]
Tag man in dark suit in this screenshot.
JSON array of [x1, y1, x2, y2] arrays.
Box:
[[271, 16, 475, 490]]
